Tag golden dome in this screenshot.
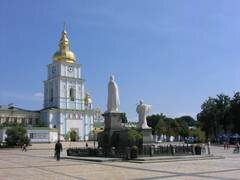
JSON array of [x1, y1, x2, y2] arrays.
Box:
[[53, 30, 76, 63], [85, 92, 92, 105]]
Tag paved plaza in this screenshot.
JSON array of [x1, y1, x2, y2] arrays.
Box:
[[0, 143, 240, 180]]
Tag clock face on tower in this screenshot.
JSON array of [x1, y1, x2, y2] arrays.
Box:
[[68, 66, 74, 73]]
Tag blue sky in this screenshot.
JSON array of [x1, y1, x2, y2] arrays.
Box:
[[1, 0, 240, 121]]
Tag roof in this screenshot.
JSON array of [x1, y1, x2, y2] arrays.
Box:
[[40, 107, 59, 111], [0, 105, 40, 113]]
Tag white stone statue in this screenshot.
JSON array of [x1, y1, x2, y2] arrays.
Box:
[[136, 100, 151, 128], [107, 75, 120, 112]]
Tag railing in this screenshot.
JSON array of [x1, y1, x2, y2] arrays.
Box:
[[67, 144, 205, 159], [67, 147, 126, 158], [139, 144, 204, 156]]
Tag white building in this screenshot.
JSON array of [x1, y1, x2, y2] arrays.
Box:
[[27, 128, 58, 143], [0, 28, 96, 142], [0, 105, 40, 125], [40, 28, 94, 141], [0, 128, 58, 143]]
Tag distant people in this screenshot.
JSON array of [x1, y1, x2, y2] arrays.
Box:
[[86, 142, 88, 148], [55, 140, 63, 161], [227, 142, 230, 149], [224, 142, 227, 150], [226, 141, 230, 149], [207, 140, 211, 155], [22, 144, 27, 152], [233, 142, 240, 153], [236, 142, 240, 152]]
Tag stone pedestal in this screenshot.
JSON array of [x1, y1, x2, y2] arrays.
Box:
[[103, 112, 124, 131], [142, 128, 154, 144]]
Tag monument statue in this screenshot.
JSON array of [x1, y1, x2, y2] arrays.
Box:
[[136, 100, 151, 128], [107, 75, 120, 112]]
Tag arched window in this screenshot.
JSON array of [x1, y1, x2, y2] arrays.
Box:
[[50, 88, 53, 102], [69, 88, 75, 101], [29, 118, 33, 125]]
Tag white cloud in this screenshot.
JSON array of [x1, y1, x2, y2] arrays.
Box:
[[34, 92, 43, 98]]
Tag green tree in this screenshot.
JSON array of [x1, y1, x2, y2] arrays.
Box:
[[175, 119, 189, 137], [127, 128, 142, 147], [155, 119, 167, 135], [189, 128, 206, 143], [163, 117, 174, 137], [229, 92, 240, 132], [69, 130, 78, 141], [147, 113, 166, 134], [175, 116, 197, 127], [215, 94, 231, 133], [64, 132, 70, 141], [197, 97, 216, 139], [5, 125, 30, 147], [147, 113, 190, 139], [197, 94, 231, 139], [169, 120, 180, 137]]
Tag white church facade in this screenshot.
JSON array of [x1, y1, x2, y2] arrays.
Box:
[[40, 28, 94, 141], [0, 28, 96, 142]]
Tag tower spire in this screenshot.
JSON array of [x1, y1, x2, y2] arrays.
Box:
[[59, 27, 69, 51], [63, 21, 67, 32], [52, 24, 76, 63]]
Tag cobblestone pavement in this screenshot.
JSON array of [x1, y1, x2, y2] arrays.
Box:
[[0, 143, 240, 180]]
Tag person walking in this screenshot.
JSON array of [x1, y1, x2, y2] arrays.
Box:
[[22, 144, 27, 152], [224, 142, 227, 150], [236, 142, 240, 152], [207, 140, 211, 155], [55, 140, 63, 161], [227, 141, 230, 149]]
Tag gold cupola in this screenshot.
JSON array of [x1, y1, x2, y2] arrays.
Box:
[[84, 92, 93, 106], [53, 28, 76, 63]]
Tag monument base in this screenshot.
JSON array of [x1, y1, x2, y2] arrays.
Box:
[[103, 111, 125, 131], [142, 128, 154, 144]]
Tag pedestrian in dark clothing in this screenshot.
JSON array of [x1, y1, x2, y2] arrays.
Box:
[[227, 142, 230, 149], [236, 142, 240, 152], [22, 144, 27, 152], [55, 140, 63, 161]]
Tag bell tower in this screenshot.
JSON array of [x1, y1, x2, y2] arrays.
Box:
[[41, 27, 94, 140], [43, 28, 85, 110]]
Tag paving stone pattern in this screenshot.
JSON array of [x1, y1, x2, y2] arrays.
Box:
[[0, 143, 240, 180]]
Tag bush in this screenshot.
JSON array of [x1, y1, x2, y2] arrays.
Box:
[[69, 130, 78, 141], [64, 132, 70, 141], [5, 125, 30, 147], [128, 128, 142, 147], [189, 128, 206, 143], [130, 146, 138, 159]]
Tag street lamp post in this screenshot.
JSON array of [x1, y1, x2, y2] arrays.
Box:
[[94, 128, 96, 149]]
